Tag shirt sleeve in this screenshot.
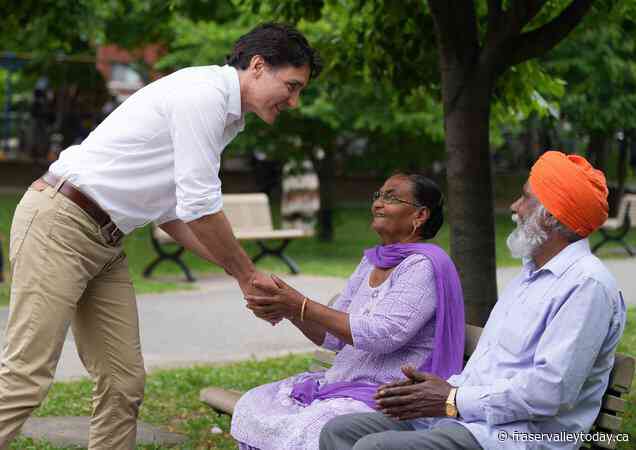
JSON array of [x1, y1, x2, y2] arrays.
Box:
[[321, 258, 370, 351], [166, 81, 227, 223], [154, 209, 179, 226], [456, 278, 616, 425], [348, 255, 437, 354]]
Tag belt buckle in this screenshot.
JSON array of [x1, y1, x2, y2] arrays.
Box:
[[101, 221, 123, 245]]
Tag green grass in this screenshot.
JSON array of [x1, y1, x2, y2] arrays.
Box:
[[10, 354, 315, 450]]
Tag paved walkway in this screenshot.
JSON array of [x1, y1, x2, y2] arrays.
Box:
[[0, 259, 634, 381]]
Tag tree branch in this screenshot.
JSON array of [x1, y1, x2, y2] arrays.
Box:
[[499, 0, 548, 42], [427, 0, 479, 64], [487, 0, 503, 32], [506, 0, 593, 67]]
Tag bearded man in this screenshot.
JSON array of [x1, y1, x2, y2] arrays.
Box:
[[319, 151, 627, 450]]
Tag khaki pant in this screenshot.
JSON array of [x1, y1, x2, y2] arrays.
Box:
[[0, 185, 145, 449]]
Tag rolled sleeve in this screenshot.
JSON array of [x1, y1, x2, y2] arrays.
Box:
[[154, 209, 179, 226], [167, 82, 227, 223]]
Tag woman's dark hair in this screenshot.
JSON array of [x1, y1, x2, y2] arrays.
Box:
[[403, 173, 444, 240], [226, 23, 322, 80]]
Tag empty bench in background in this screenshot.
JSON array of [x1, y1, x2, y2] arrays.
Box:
[[593, 193, 636, 257], [143, 193, 314, 282], [200, 323, 635, 450]]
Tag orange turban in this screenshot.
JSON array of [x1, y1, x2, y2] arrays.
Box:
[[529, 151, 608, 237]]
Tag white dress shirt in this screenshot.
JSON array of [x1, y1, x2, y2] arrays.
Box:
[[49, 65, 245, 234]]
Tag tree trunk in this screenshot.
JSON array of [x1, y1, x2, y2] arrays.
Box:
[[443, 69, 498, 326], [615, 133, 629, 212], [589, 131, 608, 172]]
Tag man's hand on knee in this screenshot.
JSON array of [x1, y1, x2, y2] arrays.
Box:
[[374, 365, 452, 420]]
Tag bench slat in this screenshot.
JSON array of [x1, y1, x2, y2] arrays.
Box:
[[595, 412, 623, 432], [601, 395, 625, 414], [608, 353, 634, 394], [234, 229, 313, 240], [200, 387, 242, 415], [591, 437, 617, 450]]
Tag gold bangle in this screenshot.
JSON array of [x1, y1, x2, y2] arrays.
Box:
[[300, 297, 309, 322]]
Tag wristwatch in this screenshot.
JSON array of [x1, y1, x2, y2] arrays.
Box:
[[445, 387, 458, 417]]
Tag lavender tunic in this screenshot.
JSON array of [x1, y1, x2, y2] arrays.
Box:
[[231, 254, 438, 450]]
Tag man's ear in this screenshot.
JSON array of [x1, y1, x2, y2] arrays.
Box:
[[249, 55, 266, 77]]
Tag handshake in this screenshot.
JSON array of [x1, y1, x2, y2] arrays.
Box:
[[241, 271, 306, 326]]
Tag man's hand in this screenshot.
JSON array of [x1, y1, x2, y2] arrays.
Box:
[[239, 271, 284, 325], [374, 365, 453, 420], [244, 275, 304, 323]]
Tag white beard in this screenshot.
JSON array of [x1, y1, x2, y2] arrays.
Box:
[[506, 209, 549, 259]]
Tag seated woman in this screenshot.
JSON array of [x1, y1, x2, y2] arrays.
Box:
[[231, 173, 465, 450]]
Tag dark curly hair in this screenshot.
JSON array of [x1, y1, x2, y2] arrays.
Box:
[[226, 22, 322, 79], [398, 173, 444, 240]]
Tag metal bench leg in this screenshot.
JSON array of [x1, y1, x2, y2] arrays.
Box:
[[592, 230, 610, 254], [143, 256, 164, 278], [174, 256, 197, 282], [252, 240, 300, 274], [145, 231, 196, 282], [619, 238, 635, 257]]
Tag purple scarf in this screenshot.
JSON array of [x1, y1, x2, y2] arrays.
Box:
[[291, 243, 465, 409]]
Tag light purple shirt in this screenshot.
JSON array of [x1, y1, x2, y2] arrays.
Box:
[[322, 255, 437, 385], [414, 239, 626, 450]]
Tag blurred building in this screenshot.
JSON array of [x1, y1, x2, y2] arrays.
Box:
[[96, 44, 165, 103]]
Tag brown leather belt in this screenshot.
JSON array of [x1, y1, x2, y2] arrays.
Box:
[[33, 172, 124, 245]]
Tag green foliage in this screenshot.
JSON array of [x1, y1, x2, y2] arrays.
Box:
[[546, 18, 636, 135]]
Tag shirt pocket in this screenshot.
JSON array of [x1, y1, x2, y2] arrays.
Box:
[[496, 300, 546, 356]]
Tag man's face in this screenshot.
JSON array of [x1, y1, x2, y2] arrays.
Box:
[[250, 63, 310, 124], [506, 182, 549, 259]]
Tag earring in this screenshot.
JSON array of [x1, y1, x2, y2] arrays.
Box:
[[411, 222, 418, 236]]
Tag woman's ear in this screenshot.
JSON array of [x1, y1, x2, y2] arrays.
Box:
[[415, 207, 430, 228]]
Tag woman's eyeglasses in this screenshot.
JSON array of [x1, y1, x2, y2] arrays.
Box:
[[372, 191, 422, 208]]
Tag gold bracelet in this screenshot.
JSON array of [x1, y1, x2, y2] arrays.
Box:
[[300, 297, 309, 322]]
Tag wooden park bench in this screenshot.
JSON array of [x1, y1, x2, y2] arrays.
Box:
[[143, 193, 314, 282], [200, 323, 635, 449], [593, 193, 636, 257]]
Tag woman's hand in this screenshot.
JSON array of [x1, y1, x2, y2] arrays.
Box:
[[245, 275, 305, 322]]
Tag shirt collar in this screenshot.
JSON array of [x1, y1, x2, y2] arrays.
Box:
[[522, 238, 591, 279], [221, 65, 243, 121]]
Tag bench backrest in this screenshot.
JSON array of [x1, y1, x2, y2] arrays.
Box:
[[222, 193, 274, 234], [152, 193, 275, 244], [616, 193, 636, 227]]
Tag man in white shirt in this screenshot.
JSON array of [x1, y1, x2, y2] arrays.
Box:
[[0, 23, 321, 450]]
